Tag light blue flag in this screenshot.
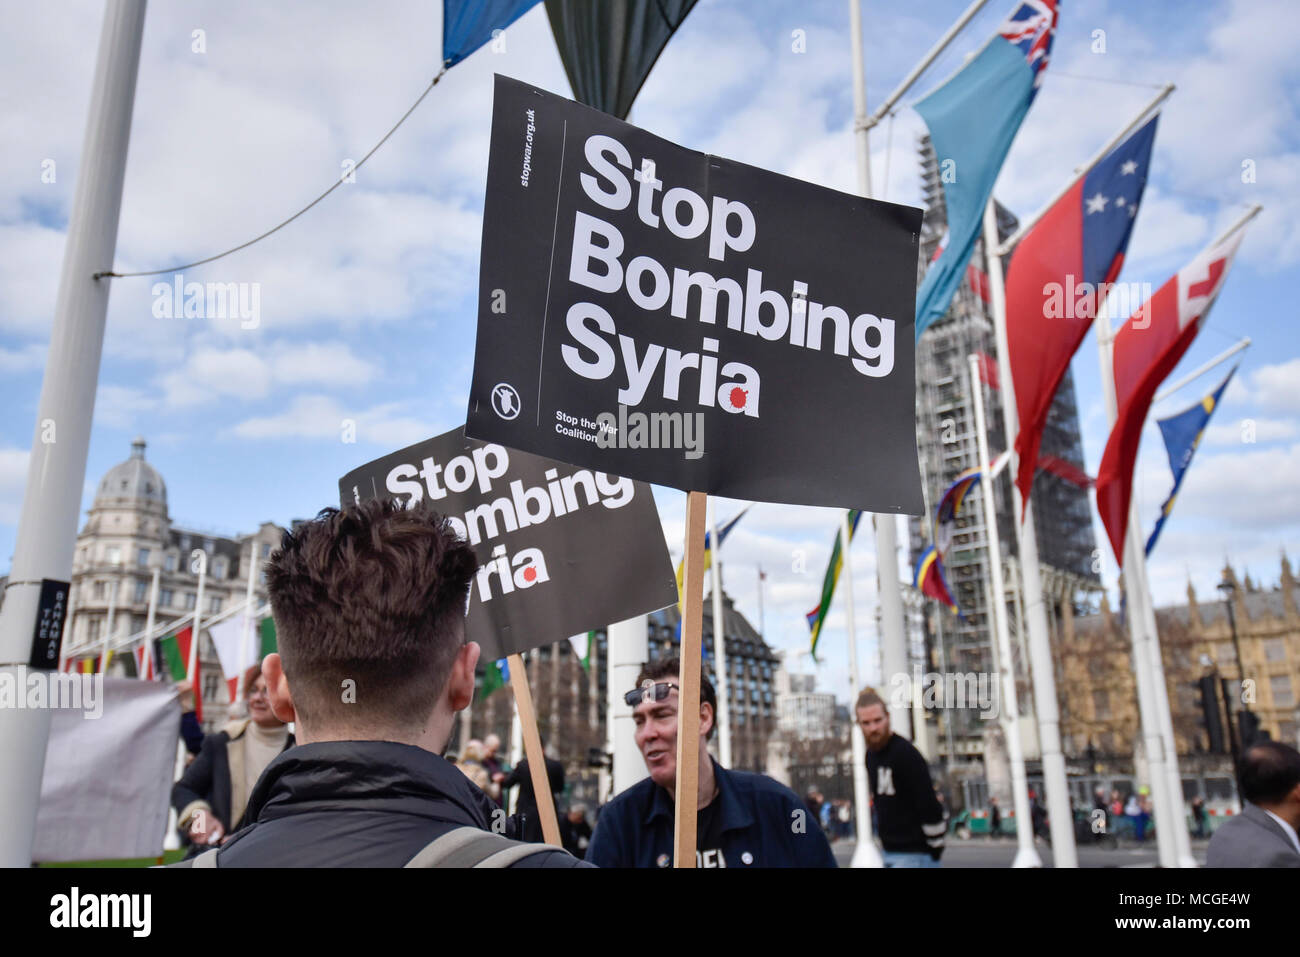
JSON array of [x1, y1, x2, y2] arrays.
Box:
[[913, 1, 1059, 341]]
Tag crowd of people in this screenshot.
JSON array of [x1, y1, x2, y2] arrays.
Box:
[[165, 497, 1300, 868]]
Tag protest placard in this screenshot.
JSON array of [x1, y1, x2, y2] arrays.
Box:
[[466, 74, 924, 515], [338, 427, 677, 663]]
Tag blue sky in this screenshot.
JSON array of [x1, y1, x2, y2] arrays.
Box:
[[3, 0, 1297, 704]]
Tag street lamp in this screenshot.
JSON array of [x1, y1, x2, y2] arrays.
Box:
[[1216, 575, 1249, 779]]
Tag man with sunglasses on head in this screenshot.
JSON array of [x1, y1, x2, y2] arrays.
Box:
[[586, 656, 836, 868]]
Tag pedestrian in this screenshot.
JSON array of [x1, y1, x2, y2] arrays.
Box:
[[1029, 789, 1048, 842], [171, 498, 587, 867], [1191, 795, 1208, 839], [456, 739, 492, 794], [586, 656, 836, 867], [171, 663, 293, 856], [501, 738, 566, 843], [820, 796, 835, 840], [1207, 741, 1300, 867], [805, 788, 824, 828], [989, 795, 1001, 839], [560, 802, 593, 859], [1126, 789, 1148, 842], [856, 687, 946, 867], [1110, 788, 1123, 819]]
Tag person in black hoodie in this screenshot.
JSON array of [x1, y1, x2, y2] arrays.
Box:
[[857, 686, 947, 867], [180, 498, 587, 868]]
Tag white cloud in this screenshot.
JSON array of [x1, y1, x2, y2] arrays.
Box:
[[95, 384, 159, 430], [1250, 358, 1300, 412], [160, 347, 271, 407], [269, 341, 376, 386], [229, 393, 436, 448], [0, 448, 30, 525], [0, 342, 45, 373], [1203, 416, 1296, 446]]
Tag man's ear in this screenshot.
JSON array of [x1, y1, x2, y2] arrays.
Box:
[[448, 641, 482, 712], [700, 700, 715, 741], [261, 653, 298, 725]]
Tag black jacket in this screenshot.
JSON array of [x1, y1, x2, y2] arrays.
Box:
[[866, 733, 947, 858], [503, 757, 565, 843], [212, 740, 588, 867], [171, 724, 295, 839]]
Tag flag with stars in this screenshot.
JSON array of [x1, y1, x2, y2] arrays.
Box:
[[1097, 228, 1247, 563], [1145, 365, 1237, 557], [1005, 113, 1158, 512]]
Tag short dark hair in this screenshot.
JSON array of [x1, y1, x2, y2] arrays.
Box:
[[1240, 740, 1300, 805], [265, 498, 478, 733], [634, 655, 716, 742]]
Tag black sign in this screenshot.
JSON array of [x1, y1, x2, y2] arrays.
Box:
[[339, 428, 677, 661], [465, 75, 925, 514], [28, 579, 71, 670]]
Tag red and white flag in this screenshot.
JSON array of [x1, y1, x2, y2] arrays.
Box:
[[1095, 229, 1246, 563], [134, 642, 156, 681]]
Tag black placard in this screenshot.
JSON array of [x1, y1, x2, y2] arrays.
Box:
[[28, 578, 71, 670], [339, 428, 677, 661], [466, 74, 924, 514]]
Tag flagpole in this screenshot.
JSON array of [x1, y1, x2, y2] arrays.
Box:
[[968, 355, 1041, 867], [1153, 338, 1250, 404], [997, 83, 1175, 256], [190, 549, 207, 717], [99, 579, 118, 673], [850, 0, 909, 745], [1095, 296, 1180, 868], [842, 510, 882, 868], [859, 0, 993, 132], [710, 502, 733, 768], [236, 539, 257, 706], [143, 566, 159, 674], [983, 200, 1079, 865]]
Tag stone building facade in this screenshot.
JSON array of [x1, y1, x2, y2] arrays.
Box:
[[62, 437, 284, 730], [1059, 558, 1300, 785]]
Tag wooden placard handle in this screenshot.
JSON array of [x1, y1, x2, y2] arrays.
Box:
[[673, 490, 709, 868], [507, 652, 563, 847]]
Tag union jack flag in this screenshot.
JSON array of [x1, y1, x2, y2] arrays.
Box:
[[998, 0, 1059, 92]]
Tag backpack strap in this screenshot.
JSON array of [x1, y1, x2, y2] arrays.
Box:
[[404, 826, 561, 868], [166, 847, 220, 868]]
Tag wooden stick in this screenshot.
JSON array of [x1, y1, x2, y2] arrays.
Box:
[[507, 652, 563, 847], [673, 491, 708, 868]]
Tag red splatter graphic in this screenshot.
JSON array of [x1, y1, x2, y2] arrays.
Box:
[[522, 567, 537, 583], [729, 387, 747, 409]]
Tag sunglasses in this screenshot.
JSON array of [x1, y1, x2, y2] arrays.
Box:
[[624, 682, 679, 707]]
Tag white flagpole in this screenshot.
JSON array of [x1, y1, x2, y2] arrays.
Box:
[[99, 579, 118, 673], [983, 200, 1079, 865], [709, 503, 732, 768], [143, 565, 160, 675], [0, 0, 147, 866], [190, 549, 207, 716], [236, 540, 258, 705], [1095, 297, 1179, 868], [997, 83, 1175, 256], [1153, 338, 1249, 404], [859, 0, 993, 132], [842, 510, 882, 868], [968, 355, 1041, 867], [850, 0, 909, 747]]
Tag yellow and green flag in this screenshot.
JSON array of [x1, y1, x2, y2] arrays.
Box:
[[805, 510, 863, 661]]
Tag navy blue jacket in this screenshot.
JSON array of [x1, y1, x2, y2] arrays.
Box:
[[587, 759, 836, 868]]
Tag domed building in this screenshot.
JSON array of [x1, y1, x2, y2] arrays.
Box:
[[65, 437, 285, 730]]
